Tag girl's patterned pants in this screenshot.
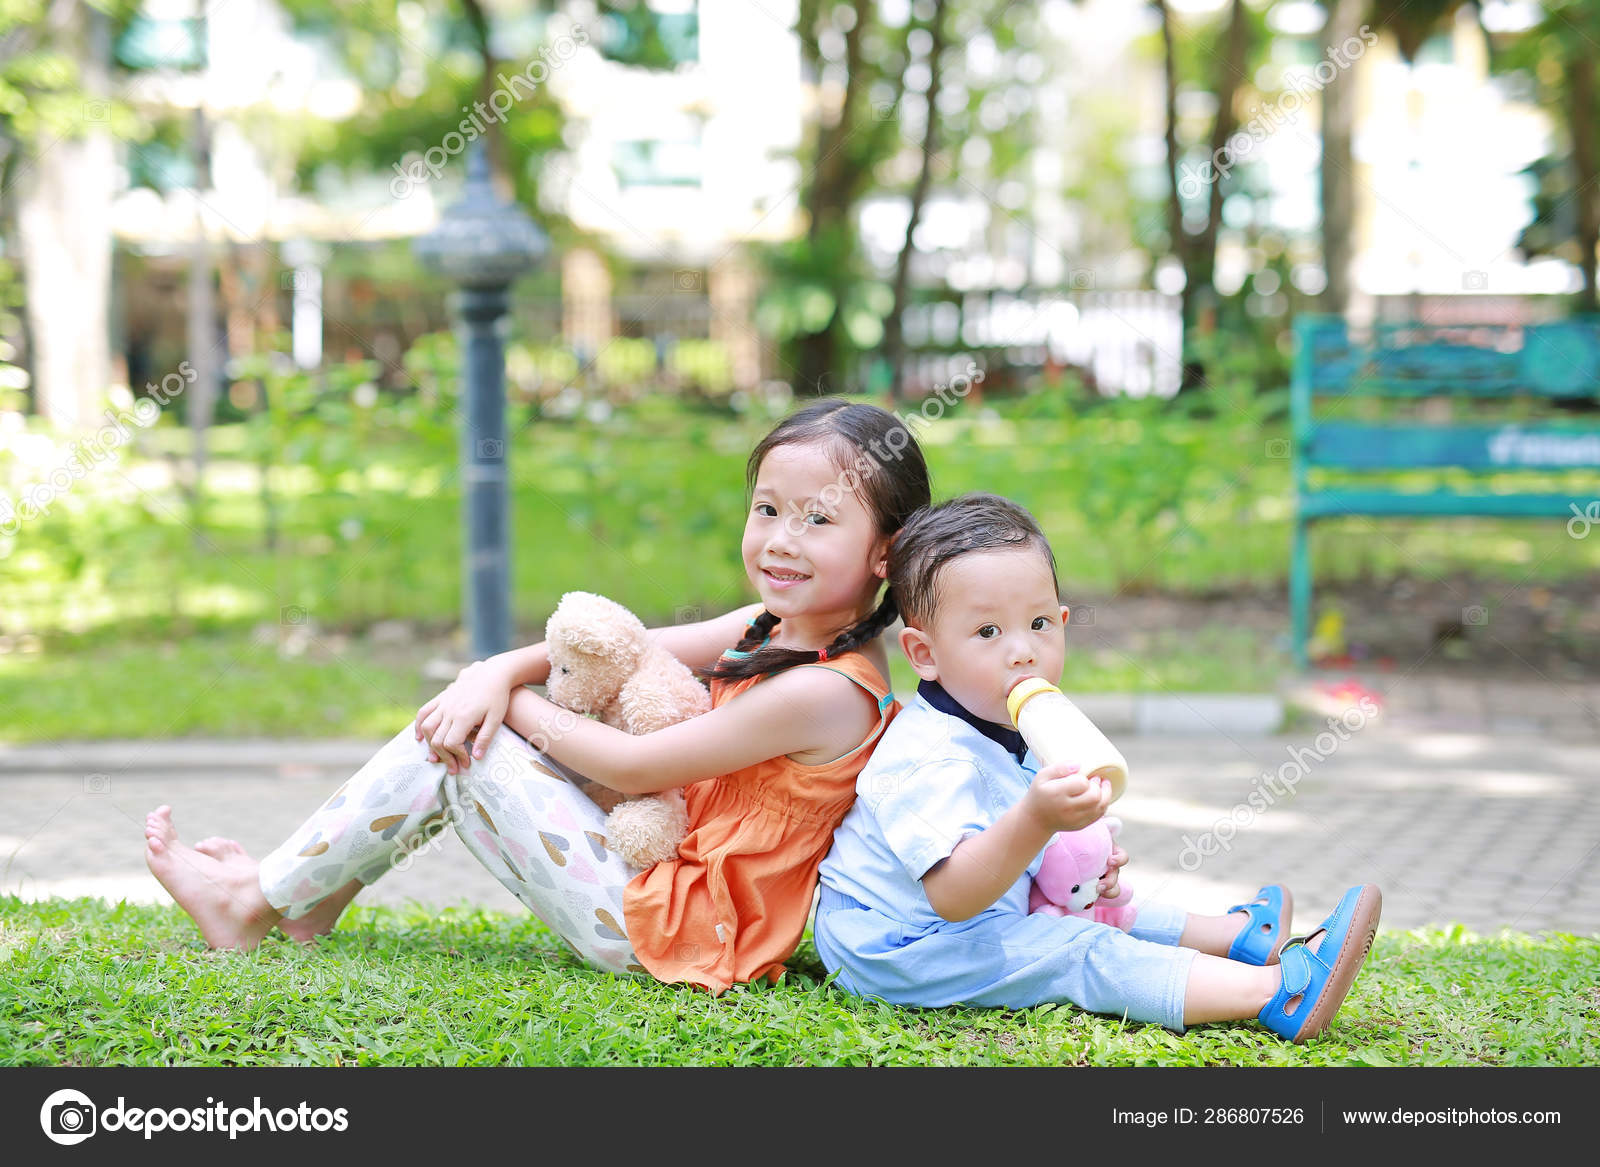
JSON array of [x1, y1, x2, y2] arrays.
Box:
[[257, 724, 647, 976]]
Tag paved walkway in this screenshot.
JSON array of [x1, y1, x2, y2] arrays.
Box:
[[3, 713, 1597, 940]]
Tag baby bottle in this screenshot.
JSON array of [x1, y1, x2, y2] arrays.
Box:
[[1006, 676, 1128, 801]]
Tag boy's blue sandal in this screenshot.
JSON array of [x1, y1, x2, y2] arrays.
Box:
[[1227, 884, 1293, 965], [1258, 884, 1382, 1044]]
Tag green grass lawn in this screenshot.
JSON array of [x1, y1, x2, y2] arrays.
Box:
[[2, 898, 1595, 1067], [4, 393, 1598, 741], [0, 624, 1286, 744]]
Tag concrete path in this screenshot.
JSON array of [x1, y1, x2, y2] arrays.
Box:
[[3, 720, 1596, 940]]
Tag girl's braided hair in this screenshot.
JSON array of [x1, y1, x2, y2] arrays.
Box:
[[698, 398, 931, 683]]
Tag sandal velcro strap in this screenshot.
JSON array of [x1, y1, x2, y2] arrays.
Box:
[[1227, 884, 1291, 966], [1276, 937, 1318, 997], [1257, 884, 1382, 1044]]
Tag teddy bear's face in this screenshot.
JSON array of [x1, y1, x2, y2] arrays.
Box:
[[546, 644, 626, 713], [1038, 850, 1103, 912], [544, 592, 650, 715], [1034, 820, 1120, 913]]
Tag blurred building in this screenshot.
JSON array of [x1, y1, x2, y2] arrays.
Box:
[[98, 0, 1576, 404], [107, 0, 798, 395]]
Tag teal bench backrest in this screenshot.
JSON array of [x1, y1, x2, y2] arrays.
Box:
[[1292, 315, 1600, 473], [1286, 315, 1600, 667]]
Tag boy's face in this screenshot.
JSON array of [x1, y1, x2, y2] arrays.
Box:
[[899, 547, 1068, 726]]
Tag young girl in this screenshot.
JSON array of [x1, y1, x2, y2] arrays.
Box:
[[144, 398, 932, 993]]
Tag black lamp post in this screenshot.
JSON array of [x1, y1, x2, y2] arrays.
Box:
[[414, 144, 548, 660]]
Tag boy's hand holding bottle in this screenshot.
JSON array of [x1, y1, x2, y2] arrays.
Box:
[[1021, 761, 1113, 834]]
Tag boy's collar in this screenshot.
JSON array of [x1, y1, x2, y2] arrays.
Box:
[[917, 678, 1028, 765]]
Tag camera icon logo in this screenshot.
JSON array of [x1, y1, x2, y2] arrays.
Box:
[[1068, 269, 1096, 290], [280, 605, 307, 626], [1069, 606, 1096, 626], [40, 1088, 97, 1145], [82, 100, 110, 123], [1265, 438, 1290, 459], [1462, 605, 1488, 626], [1462, 270, 1489, 291], [84, 773, 111, 795], [674, 942, 701, 962], [674, 604, 703, 624], [673, 270, 703, 291], [476, 438, 505, 460]]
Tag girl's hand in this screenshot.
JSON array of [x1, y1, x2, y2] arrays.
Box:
[[413, 659, 516, 774], [1098, 844, 1129, 900], [1023, 761, 1112, 834]]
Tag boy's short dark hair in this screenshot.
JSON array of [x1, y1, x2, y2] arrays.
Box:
[[888, 492, 1060, 629]]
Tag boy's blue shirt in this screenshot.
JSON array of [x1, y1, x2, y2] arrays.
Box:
[[913, 678, 1029, 764], [817, 680, 1047, 931]]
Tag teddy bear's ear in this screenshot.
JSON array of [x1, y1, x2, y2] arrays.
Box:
[[546, 591, 647, 663]]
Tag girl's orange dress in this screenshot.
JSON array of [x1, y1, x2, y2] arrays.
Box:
[[622, 641, 897, 993]]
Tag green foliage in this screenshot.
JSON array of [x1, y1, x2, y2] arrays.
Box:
[[0, 637, 421, 741], [279, 0, 570, 229], [231, 345, 431, 500], [3, 899, 1594, 1066], [668, 339, 733, 394], [0, 254, 24, 412], [594, 337, 656, 387], [0, 2, 143, 147], [4, 391, 1596, 740]]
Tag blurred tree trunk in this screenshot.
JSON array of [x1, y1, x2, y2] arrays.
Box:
[[1190, 0, 1249, 325], [1158, 0, 1252, 392], [15, 0, 114, 429], [884, 0, 949, 405], [794, 0, 874, 396], [1156, 0, 1201, 391], [1318, 0, 1365, 319], [1567, 43, 1598, 313], [459, 0, 512, 198], [185, 104, 216, 527], [1158, 0, 1186, 298]]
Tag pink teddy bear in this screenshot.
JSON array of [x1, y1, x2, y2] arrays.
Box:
[[1028, 816, 1138, 931]]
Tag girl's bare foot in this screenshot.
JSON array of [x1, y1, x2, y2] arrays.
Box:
[[144, 806, 281, 950], [276, 891, 351, 944], [184, 834, 358, 943], [193, 837, 250, 866]]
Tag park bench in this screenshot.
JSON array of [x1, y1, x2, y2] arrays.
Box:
[[1289, 314, 1600, 669]]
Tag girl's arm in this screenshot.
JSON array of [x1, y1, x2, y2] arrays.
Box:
[[921, 764, 1111, 922], [473, 600, 767, 688], [642, 600, 767, 672], [503, 661, 880, 794], [417, 602, 766, 771]]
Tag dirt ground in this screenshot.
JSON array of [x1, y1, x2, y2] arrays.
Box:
[[336, 570, 1597, 690], [1061, 571, 1600, 681]]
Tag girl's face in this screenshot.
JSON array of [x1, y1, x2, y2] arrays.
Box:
[[741, 442, 890, 635]]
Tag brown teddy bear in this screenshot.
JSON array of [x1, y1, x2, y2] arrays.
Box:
[[541, 590, 709, 869]]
